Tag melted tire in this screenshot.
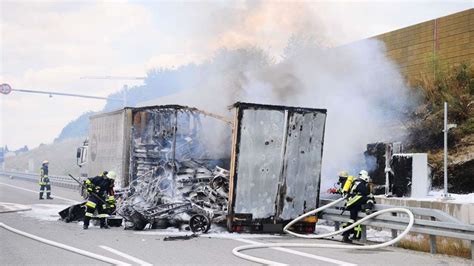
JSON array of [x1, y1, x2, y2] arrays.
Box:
[[189, 214, 210, 233]]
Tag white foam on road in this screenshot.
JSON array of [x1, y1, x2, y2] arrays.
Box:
[[422, 190, 474, 203], [20, 204, 71, 222], [0, 202, 31, 213], [134, 227, 282, 239]]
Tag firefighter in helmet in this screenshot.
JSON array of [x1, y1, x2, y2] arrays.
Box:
[[39, 160, 53, 200], [341, 170, 375, 243], [83, 171, 116, 229], [327, 170, 354, 195]]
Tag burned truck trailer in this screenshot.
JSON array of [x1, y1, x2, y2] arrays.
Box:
[[77, 108, 133, 188], [77, 102, 327, 233], [227, 102, 327, 233]]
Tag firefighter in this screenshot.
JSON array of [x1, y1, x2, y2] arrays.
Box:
[[39, 160, 53, 200], [341, 170, 375, 243], [83, 171, 116, 230], [327, 170, 354, 195]]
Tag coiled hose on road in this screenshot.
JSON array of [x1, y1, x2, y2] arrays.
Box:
[[232, 197, 415, 265]]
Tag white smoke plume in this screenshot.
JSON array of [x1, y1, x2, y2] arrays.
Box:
[[142, 2, 414, 189]]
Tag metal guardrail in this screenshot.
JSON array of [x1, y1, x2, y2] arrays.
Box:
[[0, 171, 80, 190], [319, 198, 474, 259]]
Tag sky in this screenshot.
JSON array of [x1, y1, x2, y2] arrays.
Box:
[[0, 0, 472, 150]]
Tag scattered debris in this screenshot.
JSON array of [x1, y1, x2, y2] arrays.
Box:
[[59, 202, 86, 222], [163, 234, 198, 241], [118, 162, 229, 232], [364, 142, 403, 195], [117, 107, 231, 232]]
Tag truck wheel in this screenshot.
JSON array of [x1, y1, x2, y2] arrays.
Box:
[[189, 214, 210, 233]]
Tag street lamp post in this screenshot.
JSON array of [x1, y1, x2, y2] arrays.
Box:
[[442, 101, 456, 200]]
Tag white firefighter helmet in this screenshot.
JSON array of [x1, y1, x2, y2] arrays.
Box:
[[42, 160, 49, 164], [359, 170, 370, 182], [106, 171, 117, 180], [338, 170, 349, 178]]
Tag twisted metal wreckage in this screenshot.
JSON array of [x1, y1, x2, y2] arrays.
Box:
[[59, 106, 233, 232], [61, 103, 328, 234], [114, 106, 232, 232]]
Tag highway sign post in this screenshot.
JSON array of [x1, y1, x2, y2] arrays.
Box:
[[0, 83, 12, 94]]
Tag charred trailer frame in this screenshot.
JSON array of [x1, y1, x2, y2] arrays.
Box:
[[119, 105, 232, 231], [128, 105, 232, 186], [85, 108, 134, 188], [227, 102, 327, 233], [364, 142, 403, 195]]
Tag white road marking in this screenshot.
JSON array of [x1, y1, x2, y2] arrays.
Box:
[[234, 238, 357, 266], [0, 222, 130, 265], [100, 245, 153, 266], [0, 182, 79, 203]]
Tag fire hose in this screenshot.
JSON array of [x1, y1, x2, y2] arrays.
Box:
[[232, 197, 415, 265]]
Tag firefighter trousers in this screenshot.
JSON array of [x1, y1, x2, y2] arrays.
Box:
[[83, 196, 109, 227], [342, 200, 364, 239], [39, 184, 51, 199]]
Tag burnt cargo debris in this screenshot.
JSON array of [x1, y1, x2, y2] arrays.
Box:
[[227, 102, 327, 233], [364, 142, 402, 195], [390, 153, 429, 198], [117, 106, 231, 232]]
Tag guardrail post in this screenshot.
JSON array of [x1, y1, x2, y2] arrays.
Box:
[[361, 225, 367, 243], [471, 240, 474, 259], [429, 235, 437, 254], [391, 212, 398, 246], [429, 217, 437, 254]]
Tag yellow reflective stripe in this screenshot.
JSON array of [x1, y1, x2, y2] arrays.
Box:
[[85, 212, 94, 217], [86, 201, 96, 208], [346, 195, 362, 207], [350, 181, 360, 194], [354, 225, 362, 238], [85, 180, 92, 184], [98, 214, 109, 218]]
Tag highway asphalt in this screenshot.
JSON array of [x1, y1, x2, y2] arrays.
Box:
[[0, 175, 471, 265]]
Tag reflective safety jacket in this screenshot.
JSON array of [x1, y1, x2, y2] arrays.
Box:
[[344, 178, 374, 208], [39, 165, 49, 185], [84, 175, 114, 199]]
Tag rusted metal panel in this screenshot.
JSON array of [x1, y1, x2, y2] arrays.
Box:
[[228, 102, 327, 226], [87, 109, 129, 188], [278, 111, 326, 220], [233, 108, 286, 218]]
